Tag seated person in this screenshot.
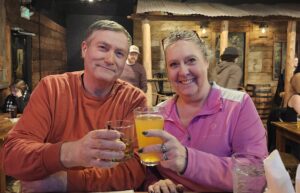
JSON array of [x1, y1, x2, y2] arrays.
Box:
[[281, 72, 300, 122], [1, 20, 146, 192], [2, 79, 30, 113], [140, 30, 267, 192]]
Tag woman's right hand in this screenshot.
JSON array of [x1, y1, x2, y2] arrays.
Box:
[[148, 179, 184, 193]]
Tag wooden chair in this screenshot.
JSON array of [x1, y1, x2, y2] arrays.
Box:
[[152, 72, 175, 105]]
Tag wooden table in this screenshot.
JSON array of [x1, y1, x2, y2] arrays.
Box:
[[0, 113, 19, 193], [271, 121, 300, 152]]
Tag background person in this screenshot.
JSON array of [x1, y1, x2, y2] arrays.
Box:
[[120, 45, 147, 92], [2, 79, 30, 113], [140, 30, 267, 192], [1, 20, 147, 192], [214, 46, 242, 89]]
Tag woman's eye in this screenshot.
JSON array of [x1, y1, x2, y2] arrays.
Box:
[[187, 58, 196, 64], [169, 63, 178, 68]]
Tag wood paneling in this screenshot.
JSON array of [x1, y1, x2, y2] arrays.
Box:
[[133, 19, 299, 96], [1, 0, 67, 102]]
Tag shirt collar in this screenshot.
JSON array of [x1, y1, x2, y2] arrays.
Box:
[[161, 82, 223, 121]]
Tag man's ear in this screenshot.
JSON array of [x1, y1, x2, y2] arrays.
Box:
[[81, 41, 87, 58]]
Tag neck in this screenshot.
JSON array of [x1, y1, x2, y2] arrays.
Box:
[[82, 74, 114, 99], [177, 83, 211, 108]]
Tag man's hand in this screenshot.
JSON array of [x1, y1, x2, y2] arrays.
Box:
[[61, 129, 126, 168], [21, 171, 67, 193], [148, 179, 184, 193]]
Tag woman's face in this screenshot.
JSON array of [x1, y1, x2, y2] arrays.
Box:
[[165, 40, 210, 99]]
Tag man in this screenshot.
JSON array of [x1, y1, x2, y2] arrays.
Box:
[[1, 20, 146, 192], [120, 45, 147, 92]]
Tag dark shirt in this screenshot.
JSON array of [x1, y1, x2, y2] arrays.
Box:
[[2, 89, 31, 113], [281, 94, 299, 122]]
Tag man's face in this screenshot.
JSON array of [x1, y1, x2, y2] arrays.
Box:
[[81, 30, 129, 84], [127, 52, 139, 64]]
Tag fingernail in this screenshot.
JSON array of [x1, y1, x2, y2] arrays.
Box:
[[138, 148, 143, 153], [142, 131, 148, 135], [176, 184, 184, 193]]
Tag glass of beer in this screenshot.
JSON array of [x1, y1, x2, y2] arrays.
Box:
[[106, 120, 134, 162], [134, 107, 164, 166]]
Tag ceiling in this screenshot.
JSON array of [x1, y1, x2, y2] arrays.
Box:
[[27, 0, 299, 26]]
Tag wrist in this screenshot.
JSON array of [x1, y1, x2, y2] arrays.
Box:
[[178, 146, 188, 175], [60, 141, 77, 168]]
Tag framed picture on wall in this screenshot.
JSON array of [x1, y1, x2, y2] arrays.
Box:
[[273, 42, 286, 80]]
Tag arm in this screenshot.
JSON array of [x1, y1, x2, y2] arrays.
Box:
[[289, 95, 300, 114], [179, 95, 267, 191], [139, 64, 148, 93], [21, 154, 146, 192]]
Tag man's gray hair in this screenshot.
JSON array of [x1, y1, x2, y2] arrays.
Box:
[[84, 20, 132, 46]]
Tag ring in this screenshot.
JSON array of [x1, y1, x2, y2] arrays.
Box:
[[163, 153, 168, 160], [161, 143, 168, 153]]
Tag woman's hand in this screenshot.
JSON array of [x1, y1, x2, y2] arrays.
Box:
[[148, 179, 184, 193], [140, 129, 187, 174]]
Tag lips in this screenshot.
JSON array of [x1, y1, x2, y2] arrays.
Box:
[[178, 78, 195, 85], [95, 64, 115, 72]]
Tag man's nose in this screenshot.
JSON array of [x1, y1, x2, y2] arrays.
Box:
[[104, 51, 115, 65]]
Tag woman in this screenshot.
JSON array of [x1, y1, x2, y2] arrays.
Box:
[[140, 30, 268, 192], [2, 79, 30, 113], [281, 73, 300, 121]]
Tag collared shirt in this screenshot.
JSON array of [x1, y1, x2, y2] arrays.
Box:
[[157, 82, 268, 191]]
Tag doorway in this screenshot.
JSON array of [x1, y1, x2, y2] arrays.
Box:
[[11, 31, 32, 90]]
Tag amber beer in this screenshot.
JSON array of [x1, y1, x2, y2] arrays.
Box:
[[134, 107, 164, 166]]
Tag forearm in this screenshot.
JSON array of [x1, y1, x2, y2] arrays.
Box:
[[67, 154, 146, 191], [182, 148, 233, 191], [2, 133, 64, 180]]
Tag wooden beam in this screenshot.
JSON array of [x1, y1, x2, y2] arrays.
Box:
[[220, 20, 229, 56], [283, 20, 297, 107], [142, 19, 153, 106]]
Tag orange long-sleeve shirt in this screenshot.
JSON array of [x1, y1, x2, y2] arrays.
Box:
[[1, 71, 147, 191]]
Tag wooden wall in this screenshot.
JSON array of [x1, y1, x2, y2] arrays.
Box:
[[133, 19, 299, 95], [0, 0, 67, 104]]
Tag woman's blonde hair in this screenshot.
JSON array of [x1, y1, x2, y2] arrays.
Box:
[[162, 30, 209, 61]]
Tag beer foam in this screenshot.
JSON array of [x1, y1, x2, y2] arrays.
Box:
[[136, 114, 164, 120]]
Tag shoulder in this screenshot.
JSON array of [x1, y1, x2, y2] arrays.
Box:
[[40, 71, 82, 86], [115, 79, 146, 100], [290, 94, 300, 107], [213, 83, 246, 103]]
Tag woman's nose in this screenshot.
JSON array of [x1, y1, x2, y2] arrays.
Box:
[[179, 64, 189, 75]]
